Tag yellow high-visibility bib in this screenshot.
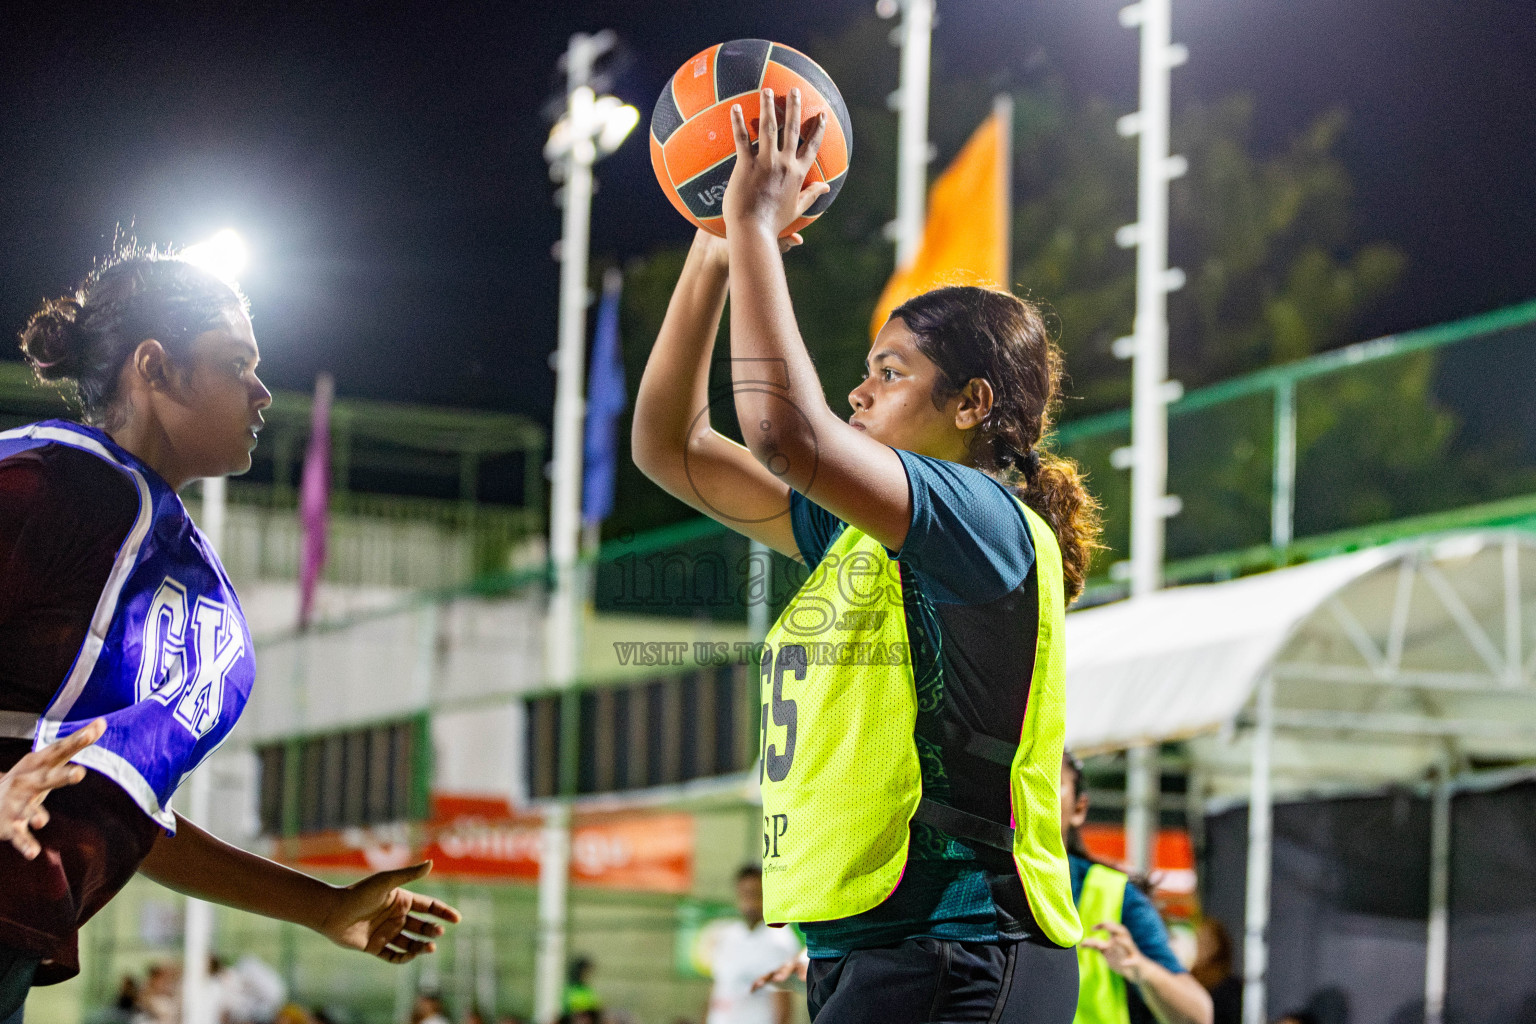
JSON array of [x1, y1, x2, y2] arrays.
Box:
[[758, 498, 1082, 949], [1073, 864, 1132, 1024]]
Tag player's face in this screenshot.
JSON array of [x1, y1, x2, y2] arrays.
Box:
[[848, 318, 973, 463], [160, 310, 272, 480]]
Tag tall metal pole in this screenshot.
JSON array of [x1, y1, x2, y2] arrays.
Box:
[[1271, 381, 1297, 550], [536, 30, 603, 1024], [1241, 672, 1276, 1024], [1423, 762, 1452, 1024], [1124, 744, 1158, 875], [747, 541, 772, 642], [1116, 0, 1186, 876], [888, 0, 935, 267], [182, 477, 226, 1024]]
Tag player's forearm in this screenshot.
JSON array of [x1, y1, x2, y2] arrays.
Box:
[[1131, 963, 1213, 1024], [633, 237, 730, 475], [139, 813, 339, 931], [725, 221, 835, 484]]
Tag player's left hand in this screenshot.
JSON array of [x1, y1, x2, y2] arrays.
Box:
[[316, 860, 461, 964], [724, 86, 831, 238], [1080, 920, 1151, 984]]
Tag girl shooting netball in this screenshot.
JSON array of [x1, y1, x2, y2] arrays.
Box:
[[634, 80, 1101, 1024]]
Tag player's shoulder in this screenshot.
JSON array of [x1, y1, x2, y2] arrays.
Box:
[[0, 441, 138, 528], [49, 441, 136, 495]]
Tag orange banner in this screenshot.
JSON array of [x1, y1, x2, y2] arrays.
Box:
[[1079, 824, 1197, 918], [278, 795, 694, 894]]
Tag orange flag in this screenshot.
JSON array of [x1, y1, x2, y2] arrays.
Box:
[[870, 95, 1013, 339]]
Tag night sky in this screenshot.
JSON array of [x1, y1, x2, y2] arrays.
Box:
[[3, 0, 1534, 426]]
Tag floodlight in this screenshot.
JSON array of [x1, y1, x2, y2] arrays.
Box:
[[181, 229, 248, 284], [597, 103, 640, 155]]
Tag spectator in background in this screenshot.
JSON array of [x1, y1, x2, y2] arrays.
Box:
[[1191, 920, 1241, 1024], [84, 974, 140, 1024], [411, 992, 450, 1024], [704, 867, 801, 1024], [134, 961, 181, 1024], [1062, 753, 1213, 1024], [563, 958, 600, 1017]]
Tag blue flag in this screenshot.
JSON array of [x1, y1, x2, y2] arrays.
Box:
[[583, 268, 627, 528]]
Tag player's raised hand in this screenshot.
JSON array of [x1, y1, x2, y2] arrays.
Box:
[[724, 86, 830, 238], [697, 180, 825, 269], [0, 718, 106, 860], [317, 860, 462, 964]]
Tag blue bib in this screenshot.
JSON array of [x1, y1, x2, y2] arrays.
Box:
[[0, 420, 256, 831]]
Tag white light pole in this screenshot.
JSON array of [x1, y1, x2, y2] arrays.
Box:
[[879, 0, 935, 267], [1112, 0, 1187, 878], [182, 228, 247, 1024], [183, 476, 222, 1024], [536, 33, 637, 1024]]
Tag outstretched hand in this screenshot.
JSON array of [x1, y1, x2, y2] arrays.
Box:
[[317, 860, 461, 965], [1079, 920, 1151, 983], [723, 86, 831, 238], [750, 951, 809, 993], [0, 718, 105, 860]]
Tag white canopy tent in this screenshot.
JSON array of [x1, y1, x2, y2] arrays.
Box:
[[1064, 530, 1536, 1024]]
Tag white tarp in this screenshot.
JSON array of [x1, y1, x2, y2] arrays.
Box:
[[1064, 547, 1395, 753], [1064, 531, 1536, 784]]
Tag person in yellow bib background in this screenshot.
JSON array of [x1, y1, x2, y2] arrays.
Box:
[[1060, 753, 1212, 1024], [632, 85, 1102, 1024]]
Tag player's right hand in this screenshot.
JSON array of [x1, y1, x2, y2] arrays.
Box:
[[0, 718, 105, 860]]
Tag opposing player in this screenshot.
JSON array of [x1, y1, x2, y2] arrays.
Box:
[[633, 86, 1101, 1023], [0, 251, 459, 1022]]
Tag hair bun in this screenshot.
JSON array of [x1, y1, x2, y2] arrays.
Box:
[[19, 297, 87, 381]]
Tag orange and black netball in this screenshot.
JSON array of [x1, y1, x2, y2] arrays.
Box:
[[649, 39, 852, 237]]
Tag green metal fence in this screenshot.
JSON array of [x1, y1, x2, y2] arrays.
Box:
[[1059, 298, 1536, 595], [566, 297, 1536, 608]]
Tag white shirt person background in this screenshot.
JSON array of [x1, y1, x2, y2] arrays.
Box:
[[706, 867, 803, 1024]]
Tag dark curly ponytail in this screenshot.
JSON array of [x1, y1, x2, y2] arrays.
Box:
[[18, 248, 247, 427], [891, 286, 1103, 602]]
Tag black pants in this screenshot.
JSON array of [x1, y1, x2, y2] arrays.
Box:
[[807, 938, 1078, 1024], [0, 946, 38, 1022]]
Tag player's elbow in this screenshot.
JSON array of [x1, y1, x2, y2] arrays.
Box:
[[742, 415, 818, 487], [630, 428, 663, 480]]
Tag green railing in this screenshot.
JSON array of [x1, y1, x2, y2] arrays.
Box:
[[222, 480, 543, 586], [0, 361, 548, 587], [553, 298, 1536, 612], [1054, 298, 1536, 596], [0, 359, 546, 514]]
